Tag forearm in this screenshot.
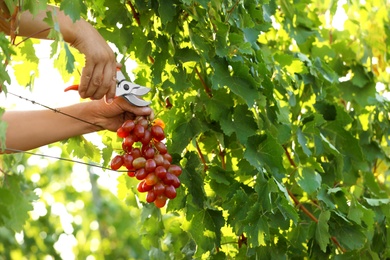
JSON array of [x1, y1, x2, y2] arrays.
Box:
[[0, 1, 89, 44], [1, 103, 99, 152]]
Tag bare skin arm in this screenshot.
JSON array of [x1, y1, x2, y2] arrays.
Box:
[[0, 1, 117, 102], [0, 97, 152, 153]]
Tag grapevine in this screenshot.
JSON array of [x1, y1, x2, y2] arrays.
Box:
[[110, 116, 182, 208]]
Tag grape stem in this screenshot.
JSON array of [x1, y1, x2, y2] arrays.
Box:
[[126, 1, 140, 26], [218, 142, 226, 170], [195, 67, 213, 98], [195, 140, 208, 171]]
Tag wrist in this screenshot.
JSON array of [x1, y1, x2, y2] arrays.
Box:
[[76, 102, 104, 133]]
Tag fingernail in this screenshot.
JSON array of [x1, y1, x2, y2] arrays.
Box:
[[106, 98, 114, 104]]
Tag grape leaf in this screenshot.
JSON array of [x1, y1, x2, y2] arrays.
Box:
[[315, 210, 331, 252], [244, 134, 286, 177], [60, 0, 86, 22], [211, 57, 261, 107], [158, 0, 176, 25], [0, 109, 7, 151], [1, 175, 37, 232], [186, 203, 224, 255], [181, 152, 206, 208], [243, 203, 269, 247], [296, 167, 322, 195], [22, 0, 47, 16], [170, 117, 202, 154]]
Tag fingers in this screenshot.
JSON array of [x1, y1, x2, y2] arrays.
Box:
[[116, 96, 153, 117], [78, 58, 117, 102]]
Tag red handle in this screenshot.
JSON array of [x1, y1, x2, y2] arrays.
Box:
[[64, 84, 79, 92]]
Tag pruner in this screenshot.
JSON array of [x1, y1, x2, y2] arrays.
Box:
[[65, 69, 151, 107]]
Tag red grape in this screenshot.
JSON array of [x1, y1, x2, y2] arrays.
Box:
[[122, 120, 135, 132], [168, 164, 182, 176], [151, 125, 165, 141], [141, 129, 152, 145], [133, 157, 146, 169], [123, 135, 136, 150], [137, 180, 153, 192], [123, 154, 134, 170], [137, 117, 149, 128], [153, 182, 165, 196], [117, 127, 129, 138], [154, 154, 164, 166], [110, 155, 124, 170], [142, 146, 155, 159], [110, 115, 182, 208], [155, 166, 167, 179], [145, 173, 158, 186], [171, 175, 181, 188], [165, 185, 177, 199], [154, 195, 167, 208], [163, 172, 175, 185], [131, 148, 142, 158], [145, 159, 157, 173], [146, 190, 157, 203], [163, 153, 172, 163], [135, 168, 147, 180], [134, 124, 145, 139], [154, 141, 167, 154]]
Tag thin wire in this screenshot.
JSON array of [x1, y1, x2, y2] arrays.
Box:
[[7, 91, 102, 128], [4, 148, 129, 173]]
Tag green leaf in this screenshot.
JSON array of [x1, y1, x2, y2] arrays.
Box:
[[297, 128, 312, 156], [348, 199, 375, 231], [23, 0, 47, 16], [296, 167, 322, 195], [219, 104, 257, 144], [0, 108, 7, 151], [170, 117, 202, 153], [186, 204, 224, 254], [158, 0, 176, 25], [66, 136, 100, 162], [60, 0, 87, 22], [225, 186, 253, 231], [315, 210, 331, 252], [351, 64, 371, 88], [332, 221, 367, 251], [364, 198, 390, 206], [244, 134, 286, 177], [64, 43, 75, 74], [181, 152, 206, 208], [211, 57, 261, 107], [243, 203, 269, 247], [0, 175, 37, 232]]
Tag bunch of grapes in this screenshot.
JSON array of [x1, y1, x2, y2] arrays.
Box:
[[110, 116, 182, 208]]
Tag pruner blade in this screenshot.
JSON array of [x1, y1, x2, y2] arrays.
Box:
[[116, 70, 151, 107]]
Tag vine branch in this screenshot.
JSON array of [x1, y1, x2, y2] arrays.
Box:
[[218, 142, 226, 170], [195, 67, 213, 98], [195, 140, 208, 171], [283, 145, 346, 253], [126, 1, 140, 26]]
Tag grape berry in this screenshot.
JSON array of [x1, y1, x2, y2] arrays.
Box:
[[110, 117, 182, 208]]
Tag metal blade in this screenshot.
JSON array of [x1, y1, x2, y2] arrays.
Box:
[[116, 70, 126, 82], [130, 85, 151, 96], [123, 94, 151, 107]]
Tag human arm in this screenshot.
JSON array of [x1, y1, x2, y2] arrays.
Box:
[[0, 1, 117, 102], [0, 97, 152, 153]]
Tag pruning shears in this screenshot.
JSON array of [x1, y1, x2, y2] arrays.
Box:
[[65, 68, 151, 107]]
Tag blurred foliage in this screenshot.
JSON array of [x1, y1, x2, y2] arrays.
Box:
[[1, 0, 390, 259]]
